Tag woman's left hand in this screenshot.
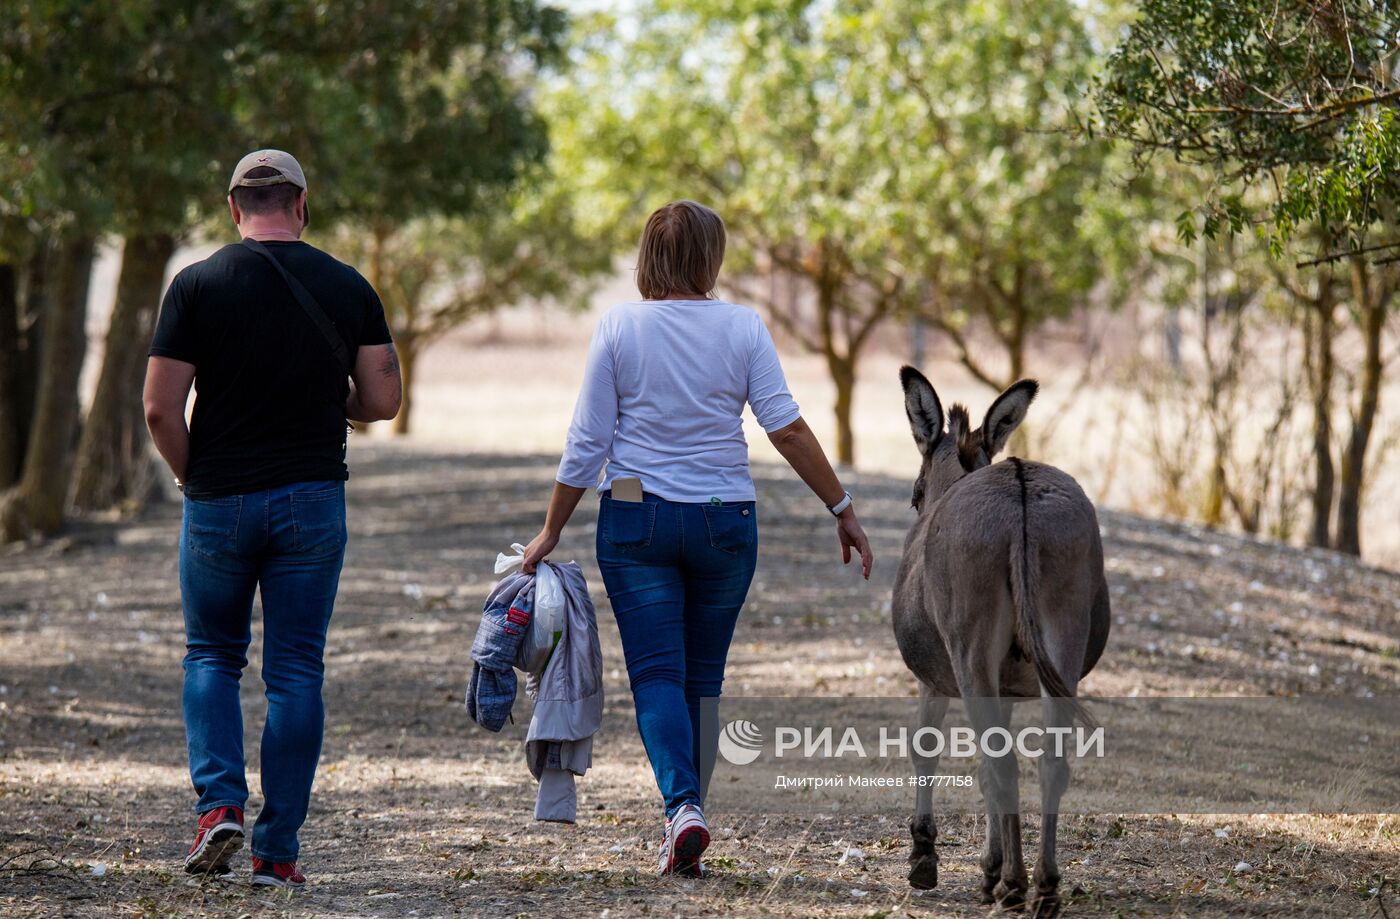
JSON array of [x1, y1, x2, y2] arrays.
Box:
[[522, 528, 559, 575], [836, 511, 874, 580]]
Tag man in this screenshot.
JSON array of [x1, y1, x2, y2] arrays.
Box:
[[144, 149, 401, 887]]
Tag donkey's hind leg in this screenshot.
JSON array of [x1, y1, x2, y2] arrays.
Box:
[[1029, 695, 1073, 918], [908, 686, 948, 889], [1030, 602, 1091, 917], [964, 693, 1025, 910]]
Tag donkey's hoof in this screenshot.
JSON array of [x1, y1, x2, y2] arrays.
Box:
[[907, 855, 939, 890], [994, 880, 1027, 912], [1028, 891, 1062, 919]]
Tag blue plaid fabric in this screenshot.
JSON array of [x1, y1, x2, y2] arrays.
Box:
[[465, 573, 535, 732]]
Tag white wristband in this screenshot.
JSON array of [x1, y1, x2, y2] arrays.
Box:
[[827, 492, 853, 517]]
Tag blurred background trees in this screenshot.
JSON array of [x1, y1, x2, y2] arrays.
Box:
[[0, 0, 594, 540], [330, 175, 611, 434], [0, 0, 1396, 561], [1098, 0, 1400, 554], [549, 0, 1133, 466]]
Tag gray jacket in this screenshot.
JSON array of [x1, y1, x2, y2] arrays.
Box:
[[524, 561, 603, 823]]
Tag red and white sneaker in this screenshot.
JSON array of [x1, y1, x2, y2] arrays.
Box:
[[251, 857, 306, 888], [184, 806, 244, 875], [658, 803, 710, 877]]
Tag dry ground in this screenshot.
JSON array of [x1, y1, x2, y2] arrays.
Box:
[[1, 445, 1397, 918]]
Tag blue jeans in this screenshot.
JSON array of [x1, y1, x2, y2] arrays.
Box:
[[596, 491, 758, 817], [180, 480, 347, 862]]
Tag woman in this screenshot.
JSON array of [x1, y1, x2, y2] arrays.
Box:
[[522, 200, 874, 876]]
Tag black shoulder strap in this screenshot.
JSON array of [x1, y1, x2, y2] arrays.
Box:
[[241, 237, 352, 375]]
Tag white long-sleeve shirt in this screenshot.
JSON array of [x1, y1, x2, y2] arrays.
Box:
[[556, 299, 801, 503]]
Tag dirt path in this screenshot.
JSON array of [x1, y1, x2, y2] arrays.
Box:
[[1, 445, 1396, 917]]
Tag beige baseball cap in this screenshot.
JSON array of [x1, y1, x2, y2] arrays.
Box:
[[227, 149, 308, 194]]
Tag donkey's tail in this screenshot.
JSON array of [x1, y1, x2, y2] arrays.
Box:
[[1008, 458, 1096, 730]]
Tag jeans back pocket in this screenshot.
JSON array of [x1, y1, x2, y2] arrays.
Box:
[[703, 503, 756, 555], [185, 495, 242, 558], [602, 498, 657, 551], [290, 486, 347, 554]]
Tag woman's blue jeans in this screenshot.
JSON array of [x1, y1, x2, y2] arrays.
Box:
[[595, 491, 758, 817], [180, 481, 346, 862]]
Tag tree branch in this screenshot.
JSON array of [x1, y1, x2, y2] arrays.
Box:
[[927, 316, 1004, 390]]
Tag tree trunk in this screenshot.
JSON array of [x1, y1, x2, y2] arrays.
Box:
[[391, 336, 416, 436], [13, 245, 50, 462], [1334, 259, 1388, 556], [813, 259, 857, 468], [828, 352, 855, 468], [1006, 288, 1027, 384], [1200, 295, 1226, 529], [70, 233, 176, 512], [0, 236, 96, 541], [0, 262, 21, 487], [1305, 292, 1335, 549]]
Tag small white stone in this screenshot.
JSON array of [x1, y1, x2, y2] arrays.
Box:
[[1234, 861, 1254, 874]]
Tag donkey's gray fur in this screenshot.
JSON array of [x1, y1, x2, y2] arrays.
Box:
[[892, 366, 1110, 917]]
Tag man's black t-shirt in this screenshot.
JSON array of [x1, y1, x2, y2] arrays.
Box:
[[149, 240, 392, 498]]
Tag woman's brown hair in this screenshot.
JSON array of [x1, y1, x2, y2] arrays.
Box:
[[635, 200, 726, 299]]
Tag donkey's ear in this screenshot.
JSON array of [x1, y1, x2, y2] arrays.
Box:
[[982, 379, 1038, 457], [900, 365, 943, 454]]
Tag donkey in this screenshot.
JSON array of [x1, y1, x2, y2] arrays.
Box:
[[891, 366, 1110, 917]]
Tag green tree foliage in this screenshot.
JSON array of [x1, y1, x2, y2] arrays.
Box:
[[1098, 0, 1399, 555], [0, 2, 240, 534], [548, 3, 903, 465], [1100, 0, 1400, 251], [328, 167, 612, 434], [0, 0, 579, 538], [240, 0, 600, 435], [552, 0, 1129, 464], [879, 0, 1131, 390], [230, 0, 567, 226]]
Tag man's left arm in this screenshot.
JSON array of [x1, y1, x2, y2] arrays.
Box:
[[346, 342, 402, 423], [144, 356, 196, 485]]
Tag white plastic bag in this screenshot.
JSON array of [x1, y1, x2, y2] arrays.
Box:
[[526, 562, 565, 675], [494, 543, 529, 575], [494, 542, 565, 676]]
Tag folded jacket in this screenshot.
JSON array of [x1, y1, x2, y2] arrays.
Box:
[[524, 562, 604, 822], [465, 573, 535, 732]]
